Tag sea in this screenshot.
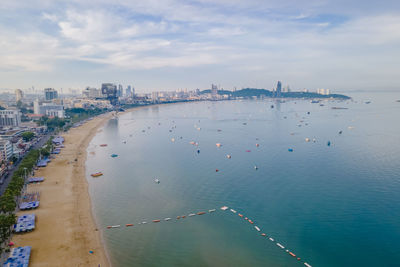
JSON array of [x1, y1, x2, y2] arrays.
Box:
[[86, 91, 400, 267]]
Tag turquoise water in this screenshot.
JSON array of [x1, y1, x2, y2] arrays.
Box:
[[86, 92, 400, 267]]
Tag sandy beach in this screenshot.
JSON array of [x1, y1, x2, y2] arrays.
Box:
[[11, 113, 112, 267]]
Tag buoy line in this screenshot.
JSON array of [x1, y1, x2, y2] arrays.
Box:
[[105, 205, 312, 266]]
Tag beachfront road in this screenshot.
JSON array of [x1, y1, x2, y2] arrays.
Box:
[[0, 133, 52, 196]]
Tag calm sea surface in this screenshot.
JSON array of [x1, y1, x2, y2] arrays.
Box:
[[86, 91, 400, 267]]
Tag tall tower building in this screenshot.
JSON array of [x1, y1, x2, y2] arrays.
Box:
[[276, 81, 282, 97], [211, 84, 218, 98], [15, 89, 23, 102], [44, 88, 58, 100]]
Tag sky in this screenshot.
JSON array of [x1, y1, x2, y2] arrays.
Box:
[[0, 0, 400, 93]]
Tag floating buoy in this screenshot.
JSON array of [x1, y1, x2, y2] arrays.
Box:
[[305, 138, 310, 142], [327, 141, 331, 146], [288, 148, 294, 152], [226, 154, 231, 159]]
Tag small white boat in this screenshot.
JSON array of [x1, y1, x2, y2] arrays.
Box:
[[277, 243, 285, 249], [142, 221, 147, 224], [226, 154, 231, 159], [254, 165, 258, 170], [254, 226, 261, 232], [269, 237, 274, 241], [209, 209, 216, 212], [155, 179, 160, 184], [220, 206, 229, 211], [304, 263, 312, 267], [188, 213, 196, 217], [230, 209, 237, 213], [164, 218, 171, 221]]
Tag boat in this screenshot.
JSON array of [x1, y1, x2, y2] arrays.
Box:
[[171, 138, 175, 142], [155, 179, 160, 184], [305, 138, 310, 142], [289, 252, 296, 257], [177, 216, 180, 219], [153, 220, 161, 223], [100, 144, 107, 147], [327, 141, 331, 146], [304, 263, 312, 267], [164, 218, 171, 221], [230, 209, 237, 213], [256, 144, 260, 147], [126, 224, 134, 227], [226, 154, 231, 159], [215, 169, 219, 172], [254, 165, 258, 170], [109, 225, 120, 228], [91, 172, 103, 177], [277, 243, 285, 249], [220, 206, 229, 211], [111, 154, 118, 158], [269, 237, 274, 241], [254, 226, 261, 232], [261, 233, 266, 236], [188, 213, 196, 217], [238, 214, 243, 218], [209, 209, 216, 213], [246, 150, 251, 152], [248, 219, 254, 224], [197, 212, 205, 215], [181, 215, 186, 218], [216, 143, 222, 147], [288, 148, 294, 152]]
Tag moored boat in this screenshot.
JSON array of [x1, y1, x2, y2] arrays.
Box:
[[91, 172, 103, 177]]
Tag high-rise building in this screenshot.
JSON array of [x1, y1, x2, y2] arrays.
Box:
[[15, 89, 23, 102], [276, 81, 282, 97], [126, 85, 132, 97], [101, 83, 118, 105], [118, 84, 123, 97], [0, 109, 21, 127], [132, 87, 135, 97], [211, 84, 218, 98], [44, 88, 58, 100]]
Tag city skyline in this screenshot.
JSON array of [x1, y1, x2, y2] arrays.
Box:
[[1, 0, 400, 92]]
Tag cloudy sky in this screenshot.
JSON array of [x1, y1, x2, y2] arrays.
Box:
[[0, 0, 399, 93]]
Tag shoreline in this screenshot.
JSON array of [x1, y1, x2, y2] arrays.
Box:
[[11, 112, 113, 266]]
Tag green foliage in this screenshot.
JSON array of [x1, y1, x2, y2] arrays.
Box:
[[37, 116, 66, 130], [21, 131, 35, 142]]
